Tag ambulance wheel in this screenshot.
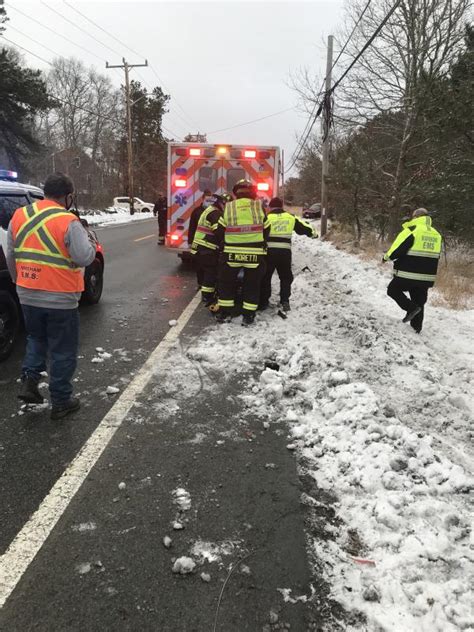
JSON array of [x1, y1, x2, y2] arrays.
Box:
[[82, 258, 104, 304], [0, 290, 20, 361]]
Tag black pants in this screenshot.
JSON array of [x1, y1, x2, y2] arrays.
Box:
[[261, 249, 293, 305], [218, 262, 265, 315], [157, 209, 167, 243], [387, 277, 429, 332], [195, 250, 219, 302]]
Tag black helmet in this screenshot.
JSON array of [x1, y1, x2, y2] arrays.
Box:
[[232, 179, 255, 196], [212, 194, 226, 209]]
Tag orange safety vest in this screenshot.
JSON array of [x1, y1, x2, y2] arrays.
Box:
[[11, 199, 84, 293]]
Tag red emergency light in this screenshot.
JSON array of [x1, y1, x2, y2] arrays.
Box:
[[175, 178, 187, 188], [244, 149, 256, 158], [189, 148, 201, 156], [170, 233, 181, 242], [257, 182, 270, 192]]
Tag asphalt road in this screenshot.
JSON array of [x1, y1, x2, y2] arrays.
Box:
[[0, 218, 196, 553], [0, 218, 332, 630]]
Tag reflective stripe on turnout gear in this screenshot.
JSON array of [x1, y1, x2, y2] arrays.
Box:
[[267, 241, 292, 250], [10, 200, 84, 293], [191, 205, 220, 253], [243, 301, 258, 312], [219, 198, 269, 256], [394, 270, 437, 282], [201, 285, 215, 294]]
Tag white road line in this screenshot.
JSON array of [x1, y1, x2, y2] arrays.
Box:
[[133, 234, 155, 242], [0, 292, 201, 609]]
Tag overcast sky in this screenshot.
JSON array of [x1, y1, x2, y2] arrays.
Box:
[[4, 0, 344, 174]]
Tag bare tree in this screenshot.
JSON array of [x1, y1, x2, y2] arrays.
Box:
[[293, 0, 470, 234]]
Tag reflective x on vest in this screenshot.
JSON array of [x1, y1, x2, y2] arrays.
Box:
[[12, 201, 84, 293]]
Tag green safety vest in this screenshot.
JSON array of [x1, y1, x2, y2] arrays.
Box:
[[385, 215, 442, 284], [219, 198, 270, 268], [191, 205, 219, 254]]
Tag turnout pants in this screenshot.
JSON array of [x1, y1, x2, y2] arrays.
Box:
[[387, 277, 429, 332], [21, 305, 79, 405], [195, 250, 219, 303], [218, 261, 265, 316], [261, 249, 293, 306]]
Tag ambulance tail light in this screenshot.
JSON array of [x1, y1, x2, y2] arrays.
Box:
[[175, 178, 187, 188], [257, 182, 270, 192], [244, 150, 256, 158], [189, 148, 201, 156]]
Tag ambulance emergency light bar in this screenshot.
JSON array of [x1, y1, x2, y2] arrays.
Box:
[[257, 182, 270, 192], [0, 169, 18, 180], [174, 147, 270, 159]]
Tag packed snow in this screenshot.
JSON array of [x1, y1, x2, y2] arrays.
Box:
[[80, 207, 154, 227], [156, 234, 473, 631]]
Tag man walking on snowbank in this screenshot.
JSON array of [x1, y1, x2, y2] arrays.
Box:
[[383, 208, 442, 333]]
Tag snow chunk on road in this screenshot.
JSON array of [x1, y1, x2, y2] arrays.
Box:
[[190, 539, 238, 564], [106, 385, 120, 395], [172, 556, 195, 574], [172, 487, 191, 511]]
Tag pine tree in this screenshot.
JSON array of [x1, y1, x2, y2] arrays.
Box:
[[0, 46, 52, 171]]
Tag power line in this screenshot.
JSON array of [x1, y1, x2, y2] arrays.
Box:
[[207, 107, 296, 135], [331, 0, 373, 75], [330, 0, 403, 94], [1, 34, 52, 66], [41, 0, 123, 58], [7, 5, 114, 66], [63, 0, 144, 61], [59, 0, 199, 132], [5, 25, 63, 62], [287, 0, 400, 173]]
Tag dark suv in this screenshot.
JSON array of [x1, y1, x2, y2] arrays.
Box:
[[0, 173, 104, 361]]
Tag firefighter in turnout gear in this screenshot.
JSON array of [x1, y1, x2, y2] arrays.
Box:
[[216, 179, 270, 326], [191, 194, 225, 307], [384, 208, 442, 333], [260, 197, 317, 311]]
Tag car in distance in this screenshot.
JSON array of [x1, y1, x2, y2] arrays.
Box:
[[302, 203, 322, 219], [113, 196, 154, 213]]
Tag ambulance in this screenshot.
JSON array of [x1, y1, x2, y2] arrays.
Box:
[[166, 143, 281, 259]]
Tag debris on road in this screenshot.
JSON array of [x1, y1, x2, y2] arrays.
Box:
[[172, 557, 196, 575]]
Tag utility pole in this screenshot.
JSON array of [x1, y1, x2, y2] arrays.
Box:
[[320, 35, 334, 238], [281, 149, 285, 206], [106, 58, 148, 214]]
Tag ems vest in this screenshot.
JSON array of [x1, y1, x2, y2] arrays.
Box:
[[219, 198, 270, 268], [387, 216, 442, 286], [191, 205, 220, 254], [267, 212, 296, 249], [11, 199, 84, 293]]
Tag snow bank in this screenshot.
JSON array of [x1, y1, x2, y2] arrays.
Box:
[[156, 234, 473, 630], [79, 207, 154, 227]]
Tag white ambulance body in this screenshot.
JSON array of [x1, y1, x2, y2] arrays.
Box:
[[166, 143, 281, 258]]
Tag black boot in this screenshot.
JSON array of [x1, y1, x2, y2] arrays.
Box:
[[242, 313, 255, 326], [18, 377, 44, 404], [280, 301, 291, 312], [51, 397, 81, 420], [402, 306, 421, 323]]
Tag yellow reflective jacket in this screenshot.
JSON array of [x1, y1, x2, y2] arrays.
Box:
[[384, 215, 442, 286], [217, 198, 270, 268], [267, 210, 316, 250], [191, 205, 221, 254]]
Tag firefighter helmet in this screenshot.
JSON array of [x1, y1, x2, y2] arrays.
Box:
[[233, 179, 256, 197]]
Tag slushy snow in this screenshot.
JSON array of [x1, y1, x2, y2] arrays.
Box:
[[154, 235, 474, 631]]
